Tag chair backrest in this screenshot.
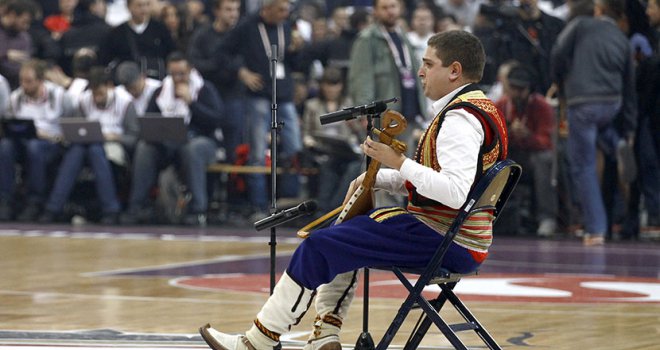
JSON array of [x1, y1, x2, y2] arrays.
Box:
[[446, 159, 522, 241], [426, 159, 522, 276]]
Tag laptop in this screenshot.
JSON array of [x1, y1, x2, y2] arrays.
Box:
[[310, 133, 362, 161], [1, 118, 37, 139], [138, 114, 187, 143], [60, 118, 105, 143]]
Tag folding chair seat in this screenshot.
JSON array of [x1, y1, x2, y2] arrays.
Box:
[[362, 159, 522, 350]]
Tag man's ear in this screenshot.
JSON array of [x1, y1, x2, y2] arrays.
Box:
[[448, 61, 462, 82]]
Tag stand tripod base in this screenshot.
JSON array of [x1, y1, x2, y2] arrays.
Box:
[[354, 332, 375, 350]]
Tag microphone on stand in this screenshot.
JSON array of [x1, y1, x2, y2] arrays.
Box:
[[254, 200, 318, 231], [320, 97, 398, 125]]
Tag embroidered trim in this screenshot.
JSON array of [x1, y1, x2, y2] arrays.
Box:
[[254, 319, 281, 342], [369, 207, 408, 222]]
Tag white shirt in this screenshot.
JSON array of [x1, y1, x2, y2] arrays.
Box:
[[118, 77, 161, 116], [9, 81, 73, 138], [79, 87, 133, 135], [66, 78, 89, 108], [376, 85, 485, 209]]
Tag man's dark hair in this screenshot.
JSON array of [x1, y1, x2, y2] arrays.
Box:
[[4, 0, 37, 17], [427, 30, 485, 82], [166, 51, 189, 65], [88, 66, 112, 89], [72, 50, 97, 78], [596, 0, 625, 20], [350, 8, 370, 30], [21, 59, 47, 81], [212, 0, 239, 9]]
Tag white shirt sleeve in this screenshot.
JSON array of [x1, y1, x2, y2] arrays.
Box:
[[375, 108, 484, 209]]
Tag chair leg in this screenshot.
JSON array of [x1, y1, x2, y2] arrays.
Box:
[[404, 293, 448, 350], [441, 285, 503, 350], [376, 270, 425, 350]]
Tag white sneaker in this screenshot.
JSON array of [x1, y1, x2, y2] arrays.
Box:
[[199, 324, 256, 350], [537, 218, 557, 237]]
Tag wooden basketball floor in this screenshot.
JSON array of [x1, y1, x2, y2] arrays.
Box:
[[0, 223, 658, 350]]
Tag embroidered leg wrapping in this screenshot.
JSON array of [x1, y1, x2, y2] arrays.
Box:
[[245, 272, 316, 350], [304, 271, 359, 350]]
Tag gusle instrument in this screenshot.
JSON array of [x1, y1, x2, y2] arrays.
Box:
[[297, 110, 407, 238]]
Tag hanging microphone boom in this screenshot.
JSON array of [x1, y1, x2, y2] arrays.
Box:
[[254, 200, 318, 231], [320, 97, 398, 125]]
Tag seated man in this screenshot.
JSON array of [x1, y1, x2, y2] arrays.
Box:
[[121, 52, 223, 226], [0, 59, 75, 221], [199, 30, 508, 350], [40, 67, 139, 224], [495, 64, 558, 236], [115, 61, 162, 116]]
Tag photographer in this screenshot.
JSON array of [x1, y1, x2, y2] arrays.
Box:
[[474, 0, 564, 94]]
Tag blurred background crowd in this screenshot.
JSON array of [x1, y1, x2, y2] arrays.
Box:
[[0, 0, 658, 242]]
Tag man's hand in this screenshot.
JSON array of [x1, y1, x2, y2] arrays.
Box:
[[175, 83, 192, 104], [238, 67, 263, 92], [343, 173, 365, 205], [361, 136, 407, 170], [7, 49, 29, 63], [510, 119, 530, 139]]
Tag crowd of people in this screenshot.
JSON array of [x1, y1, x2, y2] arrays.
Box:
[[0, 0, 658, 241]]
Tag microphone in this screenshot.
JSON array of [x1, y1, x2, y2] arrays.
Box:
[[320, 97, 398, 125], [254, 200, 318, 231]]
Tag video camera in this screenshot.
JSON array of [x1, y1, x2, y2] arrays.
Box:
[[478, 3, 520, 23]]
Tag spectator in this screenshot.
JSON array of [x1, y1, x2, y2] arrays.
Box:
[[495, 65, 558, 236], [434, 0, 480, 28], [327, 6, 350, 38], [348, 0, 426, 155], [58, 0, 111, 76], [39, 66, 139, 224], [0, 59, 75, 221], [46, 47, 97, 105], [407, 4, 436, 62], [121, 52, 223, 226], [100, 0, 175, 80], [215, 0, 305, 218], [160, 3, 189, 53], [115, 60, 162, 116], [302, 67, 362, 214], [42, 0, 79, 41], [550, 0, 637, 245], [189, 0, 243, 162], [0, 0, 37, 89], [0, 72, 9, 112], [299, 7, 371, 83]]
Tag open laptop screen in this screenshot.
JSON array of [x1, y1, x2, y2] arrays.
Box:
[[138, 114, 187, 143]]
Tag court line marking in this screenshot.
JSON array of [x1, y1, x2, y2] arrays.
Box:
[[80, 252, 295, 278], [1, 289, 658, 317]]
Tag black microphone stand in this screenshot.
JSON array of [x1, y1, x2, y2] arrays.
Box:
[[268, 44, 281, 295], [355, 112, 377, 350]]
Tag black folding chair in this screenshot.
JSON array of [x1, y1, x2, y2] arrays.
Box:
[[365, 159, 522, 350]]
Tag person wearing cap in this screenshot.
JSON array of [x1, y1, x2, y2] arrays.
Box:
[[115, 61, 162, 116], [495, 64, 558, 237], [121, 52, 223, 227]]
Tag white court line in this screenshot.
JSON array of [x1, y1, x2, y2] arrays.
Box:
[[0, 290, 263, 305], [81, 252, 294, 278]]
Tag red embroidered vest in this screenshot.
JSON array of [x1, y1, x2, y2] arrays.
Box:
[[405, 88, 508, 263]]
